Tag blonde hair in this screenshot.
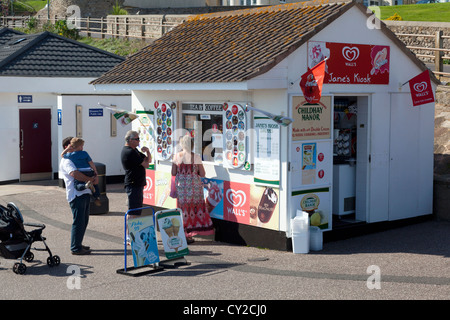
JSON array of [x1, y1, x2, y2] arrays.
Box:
[[179, 135, 193, 152], [70, 137, 84, 149]]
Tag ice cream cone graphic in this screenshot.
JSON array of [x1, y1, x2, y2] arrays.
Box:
[[171, 218, 180, 236], [161, 218, 174, 237], [165, 226, 175, 237]]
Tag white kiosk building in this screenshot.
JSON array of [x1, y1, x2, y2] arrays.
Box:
[[92, 0, 438, 250]]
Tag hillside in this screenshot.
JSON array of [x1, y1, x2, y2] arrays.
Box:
[[369, 3, 450, 22]]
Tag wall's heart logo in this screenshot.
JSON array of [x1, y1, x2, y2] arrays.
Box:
[[342, 46, 360, 62], [413, 81, 427, 93], [144, 176, 153, 191], [225, 189, 246, 207]]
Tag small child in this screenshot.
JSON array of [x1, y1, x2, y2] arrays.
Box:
[[61, 137, 101, 206]]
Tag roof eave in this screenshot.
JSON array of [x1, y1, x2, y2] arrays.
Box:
[[92, 81, 249, 91]]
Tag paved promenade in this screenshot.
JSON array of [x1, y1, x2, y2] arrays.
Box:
[[0, 180, 448, 302]]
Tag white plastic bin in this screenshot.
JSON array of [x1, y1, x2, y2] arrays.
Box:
[[291, 210, 309, 254], [309, 226, 323, 251]]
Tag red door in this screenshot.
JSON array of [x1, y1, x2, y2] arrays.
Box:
[[19, 109, 52, 181]]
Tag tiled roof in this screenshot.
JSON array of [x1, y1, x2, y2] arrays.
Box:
[[0, 28, 25, 46], [91, 1, 355, 85], [0, 29, 125, 77]]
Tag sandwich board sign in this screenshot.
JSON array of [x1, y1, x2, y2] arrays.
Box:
[[127, 215, 160, 267], [156, 209, 189, 259]]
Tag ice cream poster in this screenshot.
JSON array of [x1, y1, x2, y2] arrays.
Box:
[[203, 178, 224, 220], [157, 210, 189, 260], [221, 181, 280, 230], [127, 215, 160, 267]]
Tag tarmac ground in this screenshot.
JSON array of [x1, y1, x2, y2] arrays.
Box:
[[0, 179, 448, 304]]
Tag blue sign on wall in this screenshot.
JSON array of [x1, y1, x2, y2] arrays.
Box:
[[18, 95, 32, 103], [89, 108, 103, 117], [57, 109, 62, 125]]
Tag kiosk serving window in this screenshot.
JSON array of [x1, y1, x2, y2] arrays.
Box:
[[180, 102, 250, 169], [181, 103, 224, 163]]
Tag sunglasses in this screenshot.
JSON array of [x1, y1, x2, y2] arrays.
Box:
[[131, 138, 140, 141]]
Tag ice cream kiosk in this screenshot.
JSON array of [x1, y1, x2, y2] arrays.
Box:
[[91, 1, 438, 250]]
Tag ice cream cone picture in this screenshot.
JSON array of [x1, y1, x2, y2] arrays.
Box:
[[171, 218, 180, 236], [161, 218, 174, 237], [169, 218, 182, 252], [157, 209, 189, 260]]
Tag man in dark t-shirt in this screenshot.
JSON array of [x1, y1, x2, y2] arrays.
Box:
[[121, 130, 151, 217]]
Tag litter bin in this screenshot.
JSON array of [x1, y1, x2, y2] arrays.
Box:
[[90, 162, 109, 215]]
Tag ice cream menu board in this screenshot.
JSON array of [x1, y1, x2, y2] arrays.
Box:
[[154, 101, 176, 161], [254, 117, 280, 186], [223, 102, 247, 169]]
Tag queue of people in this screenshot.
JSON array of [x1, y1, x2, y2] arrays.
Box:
[[61, 130, 214, 256]]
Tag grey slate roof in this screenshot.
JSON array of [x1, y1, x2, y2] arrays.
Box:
[[0, 28, 125, 77], [0, 28, 25, 46]]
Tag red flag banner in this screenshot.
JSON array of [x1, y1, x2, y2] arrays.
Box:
[[300, 59, 326, 104], [408, 70, 435, 107]]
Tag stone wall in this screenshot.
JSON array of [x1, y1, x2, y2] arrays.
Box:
[[384, 20, 450, 64], [37, 0, 125, 18], [106, 14, 188, 39]]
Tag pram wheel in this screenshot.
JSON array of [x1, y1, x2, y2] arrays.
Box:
[[47, 255, 61, 267], [24, 252, 34, 262], [13, 262, 26, 275]]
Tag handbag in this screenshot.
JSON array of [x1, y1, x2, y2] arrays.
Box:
[[169, 175, 177, 198]]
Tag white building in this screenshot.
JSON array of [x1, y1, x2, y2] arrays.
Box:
[[92, 0, 438, 249], [0, 28, 131, 184]]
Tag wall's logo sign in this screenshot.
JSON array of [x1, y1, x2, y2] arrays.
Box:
[[342, 46, 360, 62], [413, 81, 428, 93], [226, 189, 246, 207], [144, 176, 153, 192]]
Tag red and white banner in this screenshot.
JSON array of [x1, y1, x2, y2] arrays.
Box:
[[299, 59, 326, 104], [407, 70, 435, 107], [307, 41, 390, 85]]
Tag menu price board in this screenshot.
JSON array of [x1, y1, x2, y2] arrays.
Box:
[[254, 117, 280, 186]]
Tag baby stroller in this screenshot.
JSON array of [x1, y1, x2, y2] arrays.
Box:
[[0, 202, 60, 274]]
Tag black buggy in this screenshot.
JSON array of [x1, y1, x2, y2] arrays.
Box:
[[0, 202, 60, 274]]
